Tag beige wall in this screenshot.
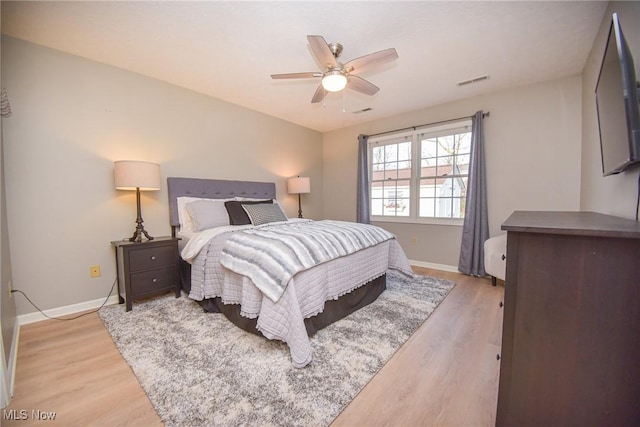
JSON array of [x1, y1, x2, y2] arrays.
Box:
[[580, 2, 640, 218], [323, 75, 583, 266], [1, 37, 322, 315]]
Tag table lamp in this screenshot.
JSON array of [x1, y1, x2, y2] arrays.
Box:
[[287, 176, 310, 218], [114, 160, 161, 242]]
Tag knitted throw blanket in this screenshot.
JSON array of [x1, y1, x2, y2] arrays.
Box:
[[219, 220, 395, 302]]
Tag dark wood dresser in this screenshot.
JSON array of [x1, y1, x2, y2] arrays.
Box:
[[496, 211, 640, 426], [111, 237, 181, 311]]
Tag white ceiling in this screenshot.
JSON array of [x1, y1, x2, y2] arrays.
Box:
[[1, 1, 608, 133]]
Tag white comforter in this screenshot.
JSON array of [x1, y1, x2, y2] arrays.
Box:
[[183, 220, 414, 368]]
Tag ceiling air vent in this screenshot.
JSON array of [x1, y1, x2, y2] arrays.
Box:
[[457, 75, 489, 86]]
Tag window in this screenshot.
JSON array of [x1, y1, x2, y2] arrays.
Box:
[[370, 136, 411, 217], [369, 120, 472, 224]]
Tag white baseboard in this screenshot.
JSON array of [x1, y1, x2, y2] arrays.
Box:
[[1, 318, 20, 408], [18, 295, 120, 326], [409, 260, 460, 273], [0, 348, 7, 408]]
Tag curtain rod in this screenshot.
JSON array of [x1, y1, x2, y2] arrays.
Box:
[[366, 111, 490, 139]]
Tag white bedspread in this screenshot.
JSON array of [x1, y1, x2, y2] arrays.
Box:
[[186, 220, 414, 368]]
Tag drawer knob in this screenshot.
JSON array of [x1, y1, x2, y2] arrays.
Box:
[[499, 301, 504, 308], [496, 354, 501, 361], [152, 278, 157, 283], [501, 254, 506, 261], [151, 256, 156, 261]]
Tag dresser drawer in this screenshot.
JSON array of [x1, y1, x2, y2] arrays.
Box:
[[128, 244, 175, 272], [129, 266, 176, 297]]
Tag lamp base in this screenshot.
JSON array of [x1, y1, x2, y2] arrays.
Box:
[[128, 187, 154, 243], [129, 221, 154, 243], [297, 193, 303, 219]]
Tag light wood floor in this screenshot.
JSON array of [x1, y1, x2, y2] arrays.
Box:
[[4, 268, 504, 426]]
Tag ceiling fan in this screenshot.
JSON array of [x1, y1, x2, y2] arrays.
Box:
[[271, 35, 398, 103]]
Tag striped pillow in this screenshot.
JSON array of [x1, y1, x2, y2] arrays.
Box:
[[242, 203, 288, 226]]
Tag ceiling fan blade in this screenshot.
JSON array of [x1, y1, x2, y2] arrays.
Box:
[[307, 35, 337, 69], [311, 84, 327, 103], [347, 75, 380, 96], [344, 48, 398, 74], [271, 72, 322, 79]]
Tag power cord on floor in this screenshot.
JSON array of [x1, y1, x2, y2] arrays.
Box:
[[11, 277, 118, 321]]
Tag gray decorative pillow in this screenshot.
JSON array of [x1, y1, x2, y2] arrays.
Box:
[[242, 203, 288, 226], [225, 199, 272, 225], [185, 199, 230, 232]]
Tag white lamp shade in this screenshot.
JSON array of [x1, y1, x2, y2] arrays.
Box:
[[287, 176, 311, 194], [322, 71, 347, 92], [114, 160, 161, 191]]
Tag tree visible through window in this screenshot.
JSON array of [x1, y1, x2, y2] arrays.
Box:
[[370, 137, 411, 217], [369, 120, 471, 222], [419, 130, 471, 219]]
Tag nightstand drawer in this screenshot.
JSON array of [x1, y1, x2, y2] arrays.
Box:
[[129, 245, 175, 272], [129, 266, 176, 297]]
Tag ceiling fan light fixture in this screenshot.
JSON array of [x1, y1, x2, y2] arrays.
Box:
[[322, 71, 347, 92]]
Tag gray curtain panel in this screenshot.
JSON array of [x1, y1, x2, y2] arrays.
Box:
[[458, 111, 489, 276], [356, 134, 370, 224]]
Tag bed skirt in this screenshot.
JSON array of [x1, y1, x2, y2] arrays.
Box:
[[179, 259, 386, 337]]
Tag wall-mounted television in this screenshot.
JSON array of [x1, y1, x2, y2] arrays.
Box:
[[595, 13, 640, 176]]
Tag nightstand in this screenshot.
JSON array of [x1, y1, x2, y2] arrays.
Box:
[[111, 236, 181, 311]]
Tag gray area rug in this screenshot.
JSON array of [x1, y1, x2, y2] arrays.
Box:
[[99, 271, 455, 426]]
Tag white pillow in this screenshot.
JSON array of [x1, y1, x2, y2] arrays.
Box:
[[185, 199, 231, 232], [176, 196, 234, 233]]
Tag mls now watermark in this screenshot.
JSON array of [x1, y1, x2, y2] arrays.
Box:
[[3, 409, 57, 421]]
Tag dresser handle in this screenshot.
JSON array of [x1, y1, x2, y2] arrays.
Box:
[[151, 256, 156, 261], [496, 354, 501, 361], [501, 254, 506, 261], [499, 301, 504, 308], [152, 278, 157, 283]]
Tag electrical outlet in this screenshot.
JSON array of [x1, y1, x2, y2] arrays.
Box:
[[411, 236, 418, 245], [90, 265, 101, 278]]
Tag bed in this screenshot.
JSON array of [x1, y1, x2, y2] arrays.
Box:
[[167, 177, 414, 367]]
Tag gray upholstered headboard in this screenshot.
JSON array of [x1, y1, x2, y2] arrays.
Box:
[[167, 177, 277, 232]]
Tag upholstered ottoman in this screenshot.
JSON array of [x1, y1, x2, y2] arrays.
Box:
[[484, 233, 507, 286]]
